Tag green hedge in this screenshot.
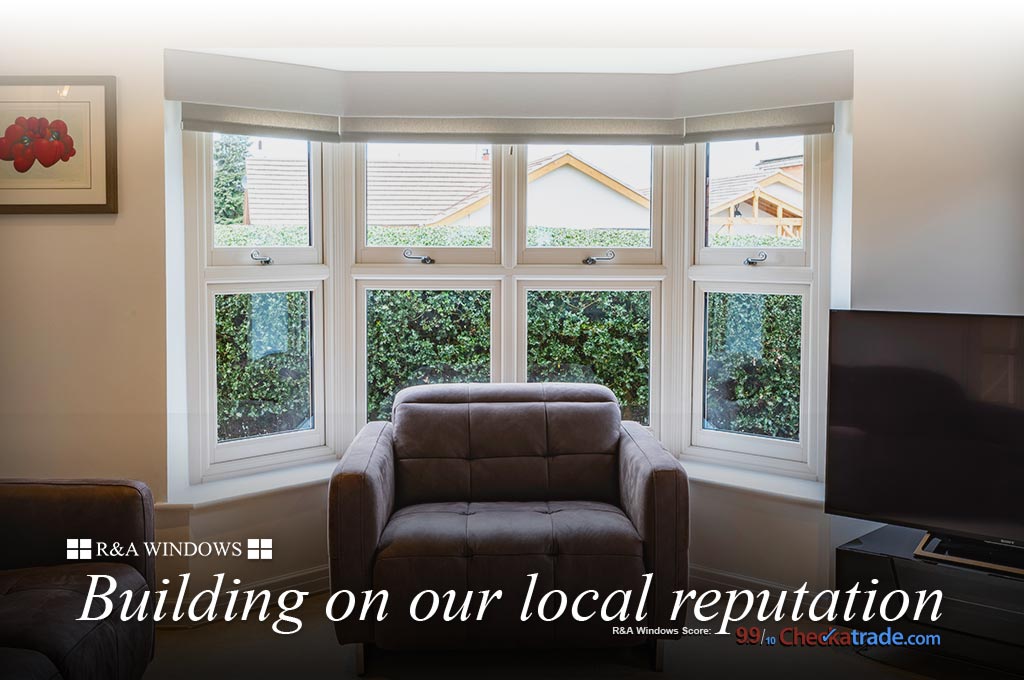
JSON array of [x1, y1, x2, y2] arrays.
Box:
[[365, 289, 491, 420], [211, 221, 800, 439], [215, 291, 312, 441], [708, 233, 802, 249], [214, 224, 652, 249], [214, 223, 309, 248], [526, 290, 651, 424], [704, 292, 801, 440], [366, 225, 491, 248]]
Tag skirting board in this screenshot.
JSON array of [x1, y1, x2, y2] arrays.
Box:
[[689, 563, 818, 599], [156, 564, 329, 629]]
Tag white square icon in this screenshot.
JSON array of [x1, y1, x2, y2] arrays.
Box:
[[66, 538, 92, 560], [247, 538, 272, 560]]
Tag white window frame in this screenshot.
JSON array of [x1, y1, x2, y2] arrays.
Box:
[[516, 279, 662, 432], [355, 143, 502, 265], [182, 125, 830, 484], [515, 145, 663, 266], [680, 134, 832, 480], [354, 279, 502, 424], [690, 281, 809, 462], [206, 281, 327, 463], [184, 130, 336, 483], [696, 136, 810, 268], [193, 133, 324, 267]]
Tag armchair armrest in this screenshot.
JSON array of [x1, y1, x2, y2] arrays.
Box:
[[618, 422, 688, 629], [0, 479, 155, 591], [328, 421, 395, 644]]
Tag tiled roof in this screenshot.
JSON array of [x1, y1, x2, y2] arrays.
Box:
[[756, 155, 803, 172], [708, 157, 804, 212], [244, 151, 656, 227], [366, 160, 492, 226], [708, 172, 768, 208]]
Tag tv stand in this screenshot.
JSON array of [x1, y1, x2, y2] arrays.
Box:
[[836, 525, 1024, 676], [914, 532, 1024, 576]]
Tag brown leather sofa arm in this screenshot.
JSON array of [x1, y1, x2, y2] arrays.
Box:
[[0, 479, 155, 591], [328, 421, 396, 644], [618, 422, 689, 630]]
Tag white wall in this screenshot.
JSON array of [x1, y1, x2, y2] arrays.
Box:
[[524, 165, 649, 229], [850, 45, 1024, 315], [0, 41, 168, 499]]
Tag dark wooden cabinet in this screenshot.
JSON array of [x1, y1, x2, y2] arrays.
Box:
[[836, 525, 1024, 676]]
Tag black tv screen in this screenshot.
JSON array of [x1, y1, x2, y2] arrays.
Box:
[[826, 310, 1024, 546]]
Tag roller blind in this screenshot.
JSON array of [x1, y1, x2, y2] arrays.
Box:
[[169, 49, 851, 144], [180, 103, 341, 143]]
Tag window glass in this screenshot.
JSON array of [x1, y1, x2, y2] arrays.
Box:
[[366, 289, 491, 420], [212, 134, 311, 247], [365, 143, 493, 248], [705, 136, 804, 249], [703, 292, 802, 440], [526, 145, 652, 248], [215, 291, 313, 442], [526, 289, 651, 423]]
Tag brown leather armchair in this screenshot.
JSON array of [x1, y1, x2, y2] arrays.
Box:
[[0, 479, 155, 680], [329, 383, 688, 671]]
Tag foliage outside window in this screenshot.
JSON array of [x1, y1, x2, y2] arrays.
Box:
[[703, 292, 802, 440], [365, 289, 491, 421], [526, 290, 651, 424], [215, 291, 313, 442]]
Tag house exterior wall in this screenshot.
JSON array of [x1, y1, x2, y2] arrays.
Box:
[[456, 164, 649, 230]]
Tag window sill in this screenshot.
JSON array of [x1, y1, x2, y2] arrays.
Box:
[[162, 459, 337, 510], [679, 458, 825, 507]]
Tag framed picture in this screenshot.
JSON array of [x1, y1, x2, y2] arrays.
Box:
[[0, 76, 117, 214]]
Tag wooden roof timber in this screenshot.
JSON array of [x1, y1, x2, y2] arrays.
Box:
[[708, 171, 803, 218], [428, 152, 650, 226]]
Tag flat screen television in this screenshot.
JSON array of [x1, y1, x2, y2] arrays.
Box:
[[826, 310, 1024, 548]]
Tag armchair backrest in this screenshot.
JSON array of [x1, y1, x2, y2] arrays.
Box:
[[0, 479, 155, 591], [391, 383, 621, 506]]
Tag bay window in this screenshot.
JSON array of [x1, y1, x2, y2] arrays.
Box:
[[182, 120, 832, 483]]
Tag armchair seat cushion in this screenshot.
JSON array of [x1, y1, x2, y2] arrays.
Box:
[[373, 500, 647, 649], [0, 563, 151, 680]]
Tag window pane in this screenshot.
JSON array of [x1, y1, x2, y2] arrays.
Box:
[[212, 134, 311, 247], [703, 292, 802, 441], [526, 290, 651, 424], [215, 291, 313, 442], [526, 145, 652, 248], [366, 289, 491, 420], [365, 143, 493, 248], [705, 136, 804, 249]]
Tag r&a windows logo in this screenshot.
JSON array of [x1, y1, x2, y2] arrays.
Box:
[[248, 538, 272, 560], [67, 538, 92, 560]]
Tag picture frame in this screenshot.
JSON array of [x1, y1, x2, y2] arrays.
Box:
[[0, 76, 117, 214]]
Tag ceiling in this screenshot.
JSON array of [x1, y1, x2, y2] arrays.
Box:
[[193, 47, 831, 74]]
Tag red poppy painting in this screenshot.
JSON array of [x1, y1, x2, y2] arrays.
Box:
[[0, 116, 77, 173]]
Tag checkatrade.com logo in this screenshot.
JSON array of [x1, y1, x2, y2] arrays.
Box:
[[66, 538, 273, 560]]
